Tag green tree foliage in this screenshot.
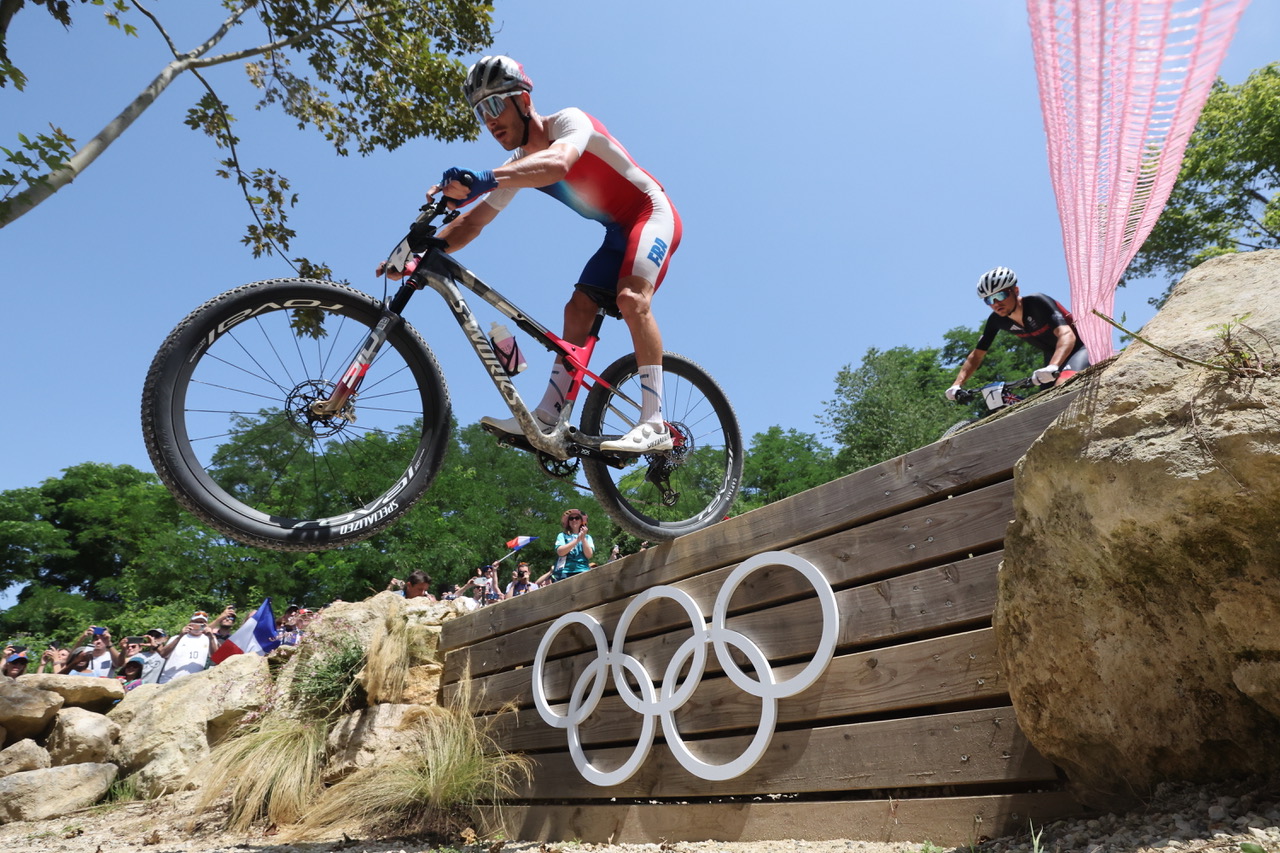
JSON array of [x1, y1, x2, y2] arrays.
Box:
[[821, 345, 955, 474], [0, 0, 495, 270], [0, 423, 608, 643], [737, 426, 834, 512], [1127, 63, 1280, 304], [822, 327, 1045, 473]]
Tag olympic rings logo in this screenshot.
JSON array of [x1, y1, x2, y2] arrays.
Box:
[[531, 551, 839, 786]]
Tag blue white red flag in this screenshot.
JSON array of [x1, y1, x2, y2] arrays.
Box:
[[505, 536, 537, 551], [211, 598, 281, 663]]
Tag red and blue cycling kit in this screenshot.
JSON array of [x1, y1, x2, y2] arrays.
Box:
[[479, 108, 682, 297], [976, 293, 1091, 370]]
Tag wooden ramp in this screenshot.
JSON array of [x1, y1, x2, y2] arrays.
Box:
[[439, 382, 1092, 845]]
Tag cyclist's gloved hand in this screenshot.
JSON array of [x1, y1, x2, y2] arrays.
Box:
[[945, 385, 962, 401], [439, 167, 498, 207], [1032, 364, 1061, 386]]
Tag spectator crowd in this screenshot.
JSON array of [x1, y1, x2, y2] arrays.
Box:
[[3, 507, 638, 680], [1, 603, 320, 688]]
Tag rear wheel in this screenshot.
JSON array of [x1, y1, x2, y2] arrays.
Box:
[[580, 353, 742, 541], [141, 279, 451, 551]]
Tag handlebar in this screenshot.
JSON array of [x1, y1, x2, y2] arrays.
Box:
[[952, 374, 1043, 405], [381, 170, 482, 279]]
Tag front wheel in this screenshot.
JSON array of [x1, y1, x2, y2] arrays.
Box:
[[141, 279, 451, 551], [941, 418, 980, 439], [580, 353, 742, 541]]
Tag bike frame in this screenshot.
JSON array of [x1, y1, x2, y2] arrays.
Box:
[[312, 225, 642, 465]]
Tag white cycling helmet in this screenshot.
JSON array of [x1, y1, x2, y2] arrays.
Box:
[[462, 55, 533, 107], [976, 266, 1018, 299]]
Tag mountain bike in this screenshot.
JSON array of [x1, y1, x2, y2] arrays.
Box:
[[141, 198, 742, 552], [941, 375, 1043, 438]]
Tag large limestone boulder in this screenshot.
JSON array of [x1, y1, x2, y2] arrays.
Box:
[[323, 703, 426, 783], [17, 673, 125, 712], [0, 681, 64, 742], [997, 249, 1280, 807], [0, 739, 50, 779], [0, 762, 117, 823], [45, 706, 121, 765], [110, 652, 269, 797]]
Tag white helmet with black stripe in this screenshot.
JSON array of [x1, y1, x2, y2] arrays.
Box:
[[976, 266, 1017, 299]]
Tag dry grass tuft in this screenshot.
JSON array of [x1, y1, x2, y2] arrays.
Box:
[[192, 713, 329, 834], [361, 597, 410, 704], [284, 681, 531, 840]]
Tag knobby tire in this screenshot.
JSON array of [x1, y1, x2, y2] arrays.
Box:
[[141, 279, 451, 551]]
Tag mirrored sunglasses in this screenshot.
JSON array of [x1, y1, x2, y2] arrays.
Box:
[[474, 93, 514, 121], [983, 289, 1014, 306]]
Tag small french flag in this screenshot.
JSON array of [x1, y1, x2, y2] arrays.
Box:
[[211, 598, 281, 664], [505, 535, 538, 551]]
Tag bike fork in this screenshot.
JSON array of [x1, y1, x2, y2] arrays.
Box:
[[310, 293, 408, 420]]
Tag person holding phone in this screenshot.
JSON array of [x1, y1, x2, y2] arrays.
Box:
[[212, 606, 238, 642], [2, 649, 29, 679], [75, 626, 123, 677], [157, 612, 219, 684], [37, 643, 70, 674], [505, 562, 536, 597], [134, 632, 167, 684]]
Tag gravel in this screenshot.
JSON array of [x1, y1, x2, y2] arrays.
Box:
[[0, 776, 1276, 853]]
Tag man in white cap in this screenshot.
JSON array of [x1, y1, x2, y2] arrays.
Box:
[[157, 611, 220, 684]]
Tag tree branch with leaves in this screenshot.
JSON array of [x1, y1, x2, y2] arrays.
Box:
[[0, 0, 494, 272]]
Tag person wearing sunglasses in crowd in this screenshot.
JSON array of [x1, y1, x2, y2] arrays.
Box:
[[381, 55, 682, 454], [542, 509, 593, 583], [946, 266, 1091, 401]]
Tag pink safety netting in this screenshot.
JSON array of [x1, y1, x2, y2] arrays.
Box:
[[1027, 0, 1249, 361]]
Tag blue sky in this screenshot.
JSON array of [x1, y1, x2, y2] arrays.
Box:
[[2, 0, 1277, 495]]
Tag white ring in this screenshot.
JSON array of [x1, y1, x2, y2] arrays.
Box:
[[610, 585, 708, 716], [530, 551, 838, 784], [660, 623, 778, 780], [711, 551, 840, 699], [532, 611, 609, 728]]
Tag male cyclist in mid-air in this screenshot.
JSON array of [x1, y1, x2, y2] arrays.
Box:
[[945, 266, 1091, 400], [389, 55, 681, 454]]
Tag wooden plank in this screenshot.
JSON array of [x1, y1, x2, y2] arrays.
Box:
[[485, 791, 1089, 845], [488, 628, 1007, 752], [440, 385, 1082, 652], [442, 483, 1014, 686], [454, 554, 1002, 716], [512, 706, 1055, 799]]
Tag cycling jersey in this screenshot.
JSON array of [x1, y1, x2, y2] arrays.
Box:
[[481, 108, 682, 292], [976, 292, 1089, 366]]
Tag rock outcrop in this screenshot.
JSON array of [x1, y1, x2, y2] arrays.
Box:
[[0, 762, 118, 823], [997, 249, 1280, 807], [0, 682, 64, 741], [45, 707, 121, 765], [0, 595, 465, 824], [18, 673, 124, 713], [0, 739, 51, 779], [111, 651, 270, 797]]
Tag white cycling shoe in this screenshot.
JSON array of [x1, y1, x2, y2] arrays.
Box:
[[600, 422, 673, 453]]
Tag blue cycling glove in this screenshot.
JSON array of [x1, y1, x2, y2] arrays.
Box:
[[441, 167, 498, 206]]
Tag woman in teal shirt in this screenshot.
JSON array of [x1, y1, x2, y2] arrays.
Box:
[[553, 508, 594, 581]]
